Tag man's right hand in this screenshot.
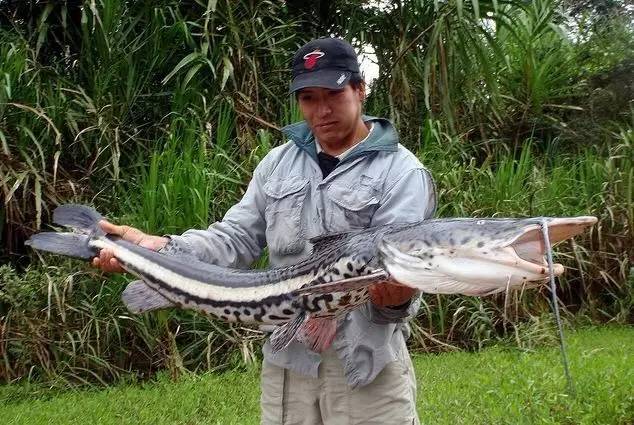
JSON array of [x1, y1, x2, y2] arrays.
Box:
[[91, 220, 169, 273]]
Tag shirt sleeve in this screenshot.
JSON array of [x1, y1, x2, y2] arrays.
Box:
[[361, 167, 437, 324], [165, 157, 270, 269]]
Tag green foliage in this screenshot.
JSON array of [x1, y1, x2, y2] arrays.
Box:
[[0, 263, 262, 385], [410, 119, 633, 350], [0, 0, 299, 260], [355, 0, 633, 150], [0, 263, 130, 384]]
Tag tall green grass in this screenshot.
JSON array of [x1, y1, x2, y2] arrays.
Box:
[[412, 119, 633, 348], [0, 0, 298, 261]]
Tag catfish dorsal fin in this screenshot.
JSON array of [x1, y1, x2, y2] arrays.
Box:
[[308, 224, 381, 249], [309, 231, 349, 246], [308, 231, 353, 254]]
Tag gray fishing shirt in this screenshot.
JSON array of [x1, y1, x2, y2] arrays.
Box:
[[167, 115, 436, 388]]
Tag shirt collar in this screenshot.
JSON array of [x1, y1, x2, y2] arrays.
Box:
[[315, 123, 375, 160]]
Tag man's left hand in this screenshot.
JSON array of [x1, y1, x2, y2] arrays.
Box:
[[368, 281, 418, 308]]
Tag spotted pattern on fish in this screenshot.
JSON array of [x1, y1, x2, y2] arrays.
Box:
[[300, 256, 376, 316], [122, 270, 300, 324], [120, 243, 379, 325]]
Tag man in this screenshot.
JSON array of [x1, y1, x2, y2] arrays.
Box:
[[94, 37, 436, 424]]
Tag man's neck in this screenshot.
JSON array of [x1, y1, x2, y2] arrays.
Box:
[[318, 120, 371, 157]]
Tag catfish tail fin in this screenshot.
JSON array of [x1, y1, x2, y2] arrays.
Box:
[[53, 204, 105, 236], [25, 232, 97, 259]]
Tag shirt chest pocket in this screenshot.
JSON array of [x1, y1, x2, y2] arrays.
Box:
[[263, 177, 309, 255], [326, 184, 380, 232]]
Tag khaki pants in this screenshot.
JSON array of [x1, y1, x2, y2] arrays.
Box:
[[260, 348, 419, 425]]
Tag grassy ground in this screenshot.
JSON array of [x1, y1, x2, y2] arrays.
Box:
[[1, 326, 632, 425]]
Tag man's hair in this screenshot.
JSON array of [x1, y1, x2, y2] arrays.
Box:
[[349, 73, 365, 90]]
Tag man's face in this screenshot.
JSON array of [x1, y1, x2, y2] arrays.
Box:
[[297, 84, 365, 145]]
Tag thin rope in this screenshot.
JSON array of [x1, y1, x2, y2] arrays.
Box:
[[541, 218, 575, 396]]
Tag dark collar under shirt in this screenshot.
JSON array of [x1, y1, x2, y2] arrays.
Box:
[[317, 152, 339, 178], [315, 123, 374, 178]]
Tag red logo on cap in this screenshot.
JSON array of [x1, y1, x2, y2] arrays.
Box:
[[303, 50, 325, 70]]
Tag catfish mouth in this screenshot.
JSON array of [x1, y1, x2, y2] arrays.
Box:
[[507, 216, 597, 274]]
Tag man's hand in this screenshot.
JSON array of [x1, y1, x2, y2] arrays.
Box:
[[368, 281, 418, 308], [91, 220, 169, 273]]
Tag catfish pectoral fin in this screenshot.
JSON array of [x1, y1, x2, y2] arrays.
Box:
[[296, 317, 338, 353], [269, 311, 308, 353]]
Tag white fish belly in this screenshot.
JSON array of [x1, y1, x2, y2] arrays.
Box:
[[385, 255, 557, 294], [433, 256, 552, 285]]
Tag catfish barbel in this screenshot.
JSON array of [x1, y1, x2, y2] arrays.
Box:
[[26, 204, 597, 353]]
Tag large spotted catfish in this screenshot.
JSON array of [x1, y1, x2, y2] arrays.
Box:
[[26, 204, 596, 353]]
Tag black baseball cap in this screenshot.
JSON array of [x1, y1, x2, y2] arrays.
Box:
[[289, 37, 361, 94]]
